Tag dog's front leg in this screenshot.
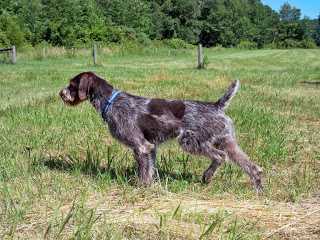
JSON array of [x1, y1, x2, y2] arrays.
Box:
[[133, 141, 156, 186]]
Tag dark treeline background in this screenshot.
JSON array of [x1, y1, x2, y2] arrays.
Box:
[[0, 0, 319, 49]]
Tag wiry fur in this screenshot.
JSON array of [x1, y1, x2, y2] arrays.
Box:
[[60, 72, 263, 192], [215, 80, 240, 110]]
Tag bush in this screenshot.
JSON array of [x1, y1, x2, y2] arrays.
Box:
[[0, 14, 25, 47], [300, 38, 317, 49], [237, 40, 258, 50], [104, 26, 125, 43], [0, 30, 10, 47], [104, 26, 145, 44], [211, 44, 225, 51], [162, 38, 192, 49], [136, 32, 151, 46], [119, 41, 142, 53], [263, 42, 278, 49], [203, 55, 209, 69], [277, 39, 302, 49]]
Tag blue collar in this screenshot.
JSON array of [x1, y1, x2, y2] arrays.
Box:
[[101, 90, 121, 116]]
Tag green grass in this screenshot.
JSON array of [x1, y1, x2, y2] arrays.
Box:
[[0, 46, 320, 239]]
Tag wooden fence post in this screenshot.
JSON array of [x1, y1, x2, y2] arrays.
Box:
[[93, 43, 97, 65], [42, 47, 46, 58], [11, 45, 16, 64], [197, 44, 204, 69]]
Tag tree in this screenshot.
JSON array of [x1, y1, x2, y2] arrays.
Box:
[[0, 13, 25, 47], [97, 0, 152, 35], [274, 3, 317, 48], [248, 2, 280, 47], [18, 0, 44, 45], [149, 0, 201, 43], [314, 14, 320, 46], [0, 0, 317, 48], [199, 0, 279, 47], [279, 2, 301, 22], [163, 0, 201, 43], [199, 0, 238, 47], [41, 0, 107, 46]]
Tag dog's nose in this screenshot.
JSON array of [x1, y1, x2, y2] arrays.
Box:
[[59, 88, 67, 97]]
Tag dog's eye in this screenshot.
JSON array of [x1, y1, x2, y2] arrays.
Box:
[[68, 85, 76, 91]]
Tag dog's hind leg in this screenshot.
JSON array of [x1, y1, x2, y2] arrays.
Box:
[[201, 146, 226, 184], [224, 137, 263, 192], [178, 131, 226, 183]]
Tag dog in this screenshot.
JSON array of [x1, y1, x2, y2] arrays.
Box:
[[59, 72, 263, 192]]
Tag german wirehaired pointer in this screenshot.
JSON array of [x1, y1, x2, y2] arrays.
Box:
[[60, 72, 263, 192]]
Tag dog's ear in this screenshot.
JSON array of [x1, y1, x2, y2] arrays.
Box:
[[78, 74, 93, 100]]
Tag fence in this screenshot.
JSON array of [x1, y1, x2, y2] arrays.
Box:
[[0, 46, 16, 64], [0, 44, 204, 68], [197, 44, 204, 69]]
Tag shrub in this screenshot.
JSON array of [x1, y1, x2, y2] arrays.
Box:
[[0, 30, 10, 47], [203, 55, 209, 69], [104, 26, 126, 43], [237, 40, 258, 50], [277, 39, 302, 49], [300, 38, 317, 49], [162, 38, 192, 49], [119, 41, 142, 53], [212, 44, 224, 50], [263, 42, 278, 49], [0, 14, 25, 47], [136, 32, 151, 46], [104, 26, 146, 44]]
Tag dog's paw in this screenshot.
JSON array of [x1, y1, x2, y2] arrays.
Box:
[[252, 176, 263, 194], [202, 171, 213, 184], [138, 177, 153, 187]]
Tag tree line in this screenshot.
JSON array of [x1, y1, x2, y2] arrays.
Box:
[[0, 0, 319, 49]]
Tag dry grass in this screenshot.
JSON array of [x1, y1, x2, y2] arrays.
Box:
[[5, 188, 320, 239]]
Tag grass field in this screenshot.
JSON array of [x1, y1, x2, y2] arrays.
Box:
[[1, 46, 320, 239]]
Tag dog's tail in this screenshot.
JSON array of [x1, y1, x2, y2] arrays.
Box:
[[215, 80, 240, 110]]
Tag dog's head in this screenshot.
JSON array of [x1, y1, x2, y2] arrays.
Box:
[[59, 72, 95, 105]]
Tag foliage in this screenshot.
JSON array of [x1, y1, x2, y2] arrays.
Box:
[[97, 0, 152, 35], [263, 42, 278, 49], [314, 16, 320, 46], [0, 30, 10, 47], [279, 2, 301, 21], [0, 0, 318, 48], [162, 38, 191, 49], [203, 55, 209, 68], [0, 13, 25, 47], [237, 40, 258, 50], [300, 38, 318, 49], [277, 39, 303, 49]]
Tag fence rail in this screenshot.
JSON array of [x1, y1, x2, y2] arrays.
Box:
[[0, 48, 13, 52]]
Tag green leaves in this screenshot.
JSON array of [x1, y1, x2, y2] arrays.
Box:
[[0, 0, 319, 48]]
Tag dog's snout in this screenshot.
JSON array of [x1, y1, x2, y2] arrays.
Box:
[[60, 87, 70, 97], [62, 88, 68, 96], [59, 87, 72, 103]]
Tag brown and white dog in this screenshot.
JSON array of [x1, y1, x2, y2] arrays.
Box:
[[60, 72, 263, 191]]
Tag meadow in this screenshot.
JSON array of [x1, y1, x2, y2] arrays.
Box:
[[0, 46, 320, 239]]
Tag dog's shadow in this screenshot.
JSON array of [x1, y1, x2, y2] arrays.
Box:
[[38, 154, 197, 185]]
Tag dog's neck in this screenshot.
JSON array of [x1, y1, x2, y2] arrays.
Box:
[[88, 78, 114, 112]]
